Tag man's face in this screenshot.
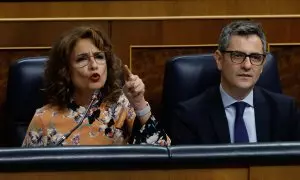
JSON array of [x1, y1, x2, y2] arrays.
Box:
[[215, 34, 266, 92]]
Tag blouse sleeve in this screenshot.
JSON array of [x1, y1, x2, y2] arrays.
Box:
[[22, 109, 48, 147], [122, 96, 171, 146], [131, 114, 171, 146]]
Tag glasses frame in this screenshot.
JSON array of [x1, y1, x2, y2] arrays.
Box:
[[222, 50, 266, 66], [73, 50, 109, 68]]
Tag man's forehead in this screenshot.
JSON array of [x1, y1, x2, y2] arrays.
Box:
[[227, 35, 263, 52]]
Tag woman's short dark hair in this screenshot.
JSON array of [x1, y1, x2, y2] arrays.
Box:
[[44, 25, 123, 109]]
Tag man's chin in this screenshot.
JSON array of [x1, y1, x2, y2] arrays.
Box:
[[236, 83, 255, 90]]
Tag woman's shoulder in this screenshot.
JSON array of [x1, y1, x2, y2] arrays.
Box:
[[33, 104, 66, 117]]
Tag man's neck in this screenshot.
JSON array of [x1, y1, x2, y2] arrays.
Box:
[[220, 83, 253, 101]]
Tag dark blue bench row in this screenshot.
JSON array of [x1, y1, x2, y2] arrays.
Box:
[[1, 142, 300, 172]]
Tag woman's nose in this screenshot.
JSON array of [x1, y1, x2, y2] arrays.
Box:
[[89, 56, 98, 69]]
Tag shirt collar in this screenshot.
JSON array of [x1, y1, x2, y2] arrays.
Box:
[[219, 84, 253, 108]]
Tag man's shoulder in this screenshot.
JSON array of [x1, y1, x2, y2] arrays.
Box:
[[256, 87, 294, 103]]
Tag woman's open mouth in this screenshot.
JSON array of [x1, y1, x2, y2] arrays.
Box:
[[90, 73, 100, 82]]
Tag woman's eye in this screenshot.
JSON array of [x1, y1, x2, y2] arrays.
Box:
[[95, 54, 105, 59], [76, 57, 88, 62]]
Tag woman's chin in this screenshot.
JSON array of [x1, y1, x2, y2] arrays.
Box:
[[88, 83, 104, 90]]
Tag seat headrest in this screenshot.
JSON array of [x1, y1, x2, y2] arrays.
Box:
[[6, 57, 48, 124]]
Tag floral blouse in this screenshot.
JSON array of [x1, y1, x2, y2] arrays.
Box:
[[22, 93, 170, 147]]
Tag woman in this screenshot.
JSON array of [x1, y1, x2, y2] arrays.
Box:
[[22, 26, 170, 147]]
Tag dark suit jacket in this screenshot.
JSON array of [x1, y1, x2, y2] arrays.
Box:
[[171, 86, 300, 145]]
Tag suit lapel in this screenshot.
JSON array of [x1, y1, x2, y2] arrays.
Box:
[[209, 87, 231, 143], [254, 87, 271, 142]]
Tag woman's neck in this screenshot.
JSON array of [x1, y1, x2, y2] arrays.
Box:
[[73, 90, 95, 107]]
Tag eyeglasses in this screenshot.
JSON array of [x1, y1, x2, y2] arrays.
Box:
[[74, 51, 107, 68], [222, 50, 266, 66]]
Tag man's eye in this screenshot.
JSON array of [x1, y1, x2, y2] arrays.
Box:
[[232, 53, 245, 58], [251, 55, 262, 60]]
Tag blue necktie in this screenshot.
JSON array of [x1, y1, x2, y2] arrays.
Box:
[[233, 102, 249, 143]]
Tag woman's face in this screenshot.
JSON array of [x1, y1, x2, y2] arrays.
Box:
[[69, 38, 107, 94]]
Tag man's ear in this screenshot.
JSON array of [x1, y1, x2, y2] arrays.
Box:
[[260, 56, 267, 74], [214, 50, 223, 71]]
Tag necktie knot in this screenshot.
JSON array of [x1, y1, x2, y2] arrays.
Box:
[[233, 101, 248, 117]]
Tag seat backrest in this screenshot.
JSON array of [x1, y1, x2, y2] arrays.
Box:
[[161, 53, 282, 134], [5, 57, 48, 146]]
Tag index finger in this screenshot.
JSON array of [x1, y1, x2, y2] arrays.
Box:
[[123, 65, 133, 81]]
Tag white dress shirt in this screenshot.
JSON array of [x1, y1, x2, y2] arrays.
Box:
[[219, 85, 257, 143]]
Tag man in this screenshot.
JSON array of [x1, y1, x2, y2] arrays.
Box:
[[171, 20, 300, 145]]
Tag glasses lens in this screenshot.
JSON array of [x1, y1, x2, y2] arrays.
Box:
[[250, 54, 264, 65], [231, 51, 245, 63]]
